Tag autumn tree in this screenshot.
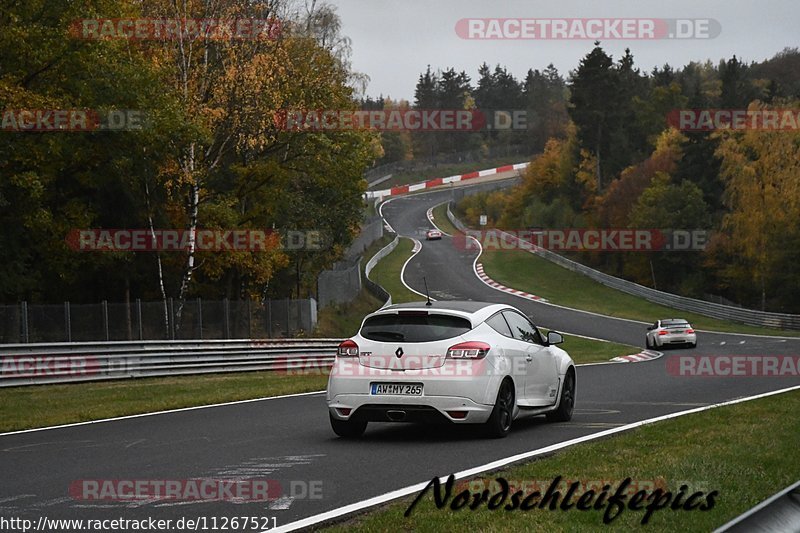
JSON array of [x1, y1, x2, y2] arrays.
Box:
[[714, 101, 800, 310]]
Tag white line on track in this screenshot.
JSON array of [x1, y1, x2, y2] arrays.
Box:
[[426, 203, 453, 237], [268, 384, 800, 533], [0, 390, 326, 437], [466, 233, 643, 347], [399, 237, 435, 301], [377, 198, 395, 233]]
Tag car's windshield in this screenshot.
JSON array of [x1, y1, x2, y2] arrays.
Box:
[[361, 313, 472, 342]]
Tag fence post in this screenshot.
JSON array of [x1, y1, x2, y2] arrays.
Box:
[[168, 298, 175, 340], [136, 299, 143, 340], [197, 297, 203, 339], [21, 301, 29, 343], [286, 297, 290, 337], [102, 300, 109, 341], [267, 299, 272, 338], [247, 298, 252, 339], [64, 301, 71, 342], [223, 297, 230, 339]]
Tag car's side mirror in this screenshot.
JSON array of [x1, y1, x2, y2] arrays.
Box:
[[547, 331, 564, 345], [647, 325, 655, 330]]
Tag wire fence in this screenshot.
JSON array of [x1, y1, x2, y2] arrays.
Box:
[[0, 298, 318, 344]]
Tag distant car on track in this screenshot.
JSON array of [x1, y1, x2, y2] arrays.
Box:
[[326, 300, 576, 438], [646, 319, 697, 349], [426, 229, 442, 240]]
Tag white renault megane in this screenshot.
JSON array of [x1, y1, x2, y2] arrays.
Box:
[[326, 301, 576, 438]]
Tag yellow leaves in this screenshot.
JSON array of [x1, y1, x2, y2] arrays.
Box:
[[654, 128, 686, 158], [524, 138, 567, 194], [715, 99, 800, 270], [575, 149, 598, 192]]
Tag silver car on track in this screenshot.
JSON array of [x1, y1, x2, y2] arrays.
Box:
[[646, 319, 697, 349]]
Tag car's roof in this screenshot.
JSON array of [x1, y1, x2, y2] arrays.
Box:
[[372, 300, 513, 324]]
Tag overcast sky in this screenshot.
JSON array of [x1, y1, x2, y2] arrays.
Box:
[[325, 0, 799, 101]]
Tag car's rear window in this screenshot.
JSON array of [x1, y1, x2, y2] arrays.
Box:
[[360, 313, 472, 342], [662, 320, 690, 327]]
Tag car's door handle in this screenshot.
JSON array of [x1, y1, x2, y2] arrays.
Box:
[[526, 355, 533, 362]]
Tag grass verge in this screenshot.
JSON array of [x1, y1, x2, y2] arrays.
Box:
[[0, 333, 629, 432], [0, 372, 328, 433], [555, 336, 638, 365], [314, 288, 383, 339], [431, 202, 460, 236], [314, 234, 393, 338], [327, 389, 800, 532], [480, 249, 798, 336], [368, 237, 420, 304]]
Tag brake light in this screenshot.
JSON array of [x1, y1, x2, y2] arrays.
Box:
[[338, 339, 359, 357], [686, 329, 694, 334], [447, 341, 490, 359], [658, 330, 668, 335]]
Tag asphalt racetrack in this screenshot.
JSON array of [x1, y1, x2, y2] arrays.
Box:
[[2, 182, 798, 531]]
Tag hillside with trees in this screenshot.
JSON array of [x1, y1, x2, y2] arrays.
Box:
[[414, 44, 800, 312]]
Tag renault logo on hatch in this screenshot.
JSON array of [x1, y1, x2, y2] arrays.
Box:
[[395, 347, 404, 358]]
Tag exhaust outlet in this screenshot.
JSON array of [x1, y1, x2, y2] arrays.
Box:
[[386, 410, 406, 421]]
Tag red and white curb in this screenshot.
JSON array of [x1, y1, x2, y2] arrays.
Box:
[[475, 263, 548, 303], [366, 162, 529, 200], [611, 350, 663, 363]]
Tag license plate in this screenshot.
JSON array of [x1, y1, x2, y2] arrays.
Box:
[[370, 383, 423, 396]]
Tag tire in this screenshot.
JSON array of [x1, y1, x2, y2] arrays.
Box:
[[547, 370, 576, 423], [484, 379, 515, 438], [329, 413, 367, 438], [646, 336, 652, 349], [689, 342, 697, 349]]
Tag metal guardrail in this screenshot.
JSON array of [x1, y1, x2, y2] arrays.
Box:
[[714, 480, 800, 532], [0, 339, 340, 387], [0, 222, 403, 388], [363, 235, 399, 309], [446, 203, 800, 330]]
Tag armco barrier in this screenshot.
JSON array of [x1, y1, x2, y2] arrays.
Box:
[[446, 203, 800, 330], [365, 162, 529, 200], [0, 339, 340, 387], [714, 480, 800, 532], [364, 235, 399, 308]]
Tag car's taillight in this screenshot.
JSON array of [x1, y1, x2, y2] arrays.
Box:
[[686, 329, 694, 334], [447, 341, 490, 359], [658, 330, 668, 335], [338, 339, 359, 357]]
